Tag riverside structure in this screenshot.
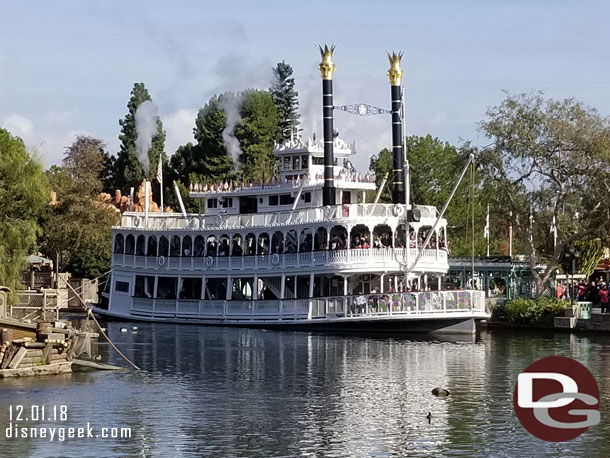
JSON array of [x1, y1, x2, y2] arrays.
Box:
[[96, 47, 489, 334]]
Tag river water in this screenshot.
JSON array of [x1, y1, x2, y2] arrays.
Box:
[[1, 323, 609, 457]]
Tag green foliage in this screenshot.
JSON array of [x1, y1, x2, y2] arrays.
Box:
[[0, 128, 49, 298], [40, 136, 119, 278], [192, 93, 235, 180], [479, 92, 610, 295], [270, 61, 300, 143], [369, 136, 490, 256], [113, 82, 166, 192], [573, 239, 604, 277], [237, 89, 279, 182], [503, 297, 568, 326]]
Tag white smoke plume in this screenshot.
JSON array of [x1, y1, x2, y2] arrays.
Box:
[[218, 92, 244, 167], [135, 100, 159, 177]]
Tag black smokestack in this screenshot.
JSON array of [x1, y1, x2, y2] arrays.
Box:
[[388, 52, 405, 205], [319, 44, 336, 207]]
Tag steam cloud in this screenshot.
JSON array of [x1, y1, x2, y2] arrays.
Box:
[[219, 92, 244, 167], [135, 100, 159, 177]]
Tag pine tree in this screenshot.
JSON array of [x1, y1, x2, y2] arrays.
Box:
[[113, 82, 166, 193], [270, 61, 300, 143], [237, 89, 279, 182]]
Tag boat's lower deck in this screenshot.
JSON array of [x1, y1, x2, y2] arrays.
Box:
[[97, 289, 489, 334]]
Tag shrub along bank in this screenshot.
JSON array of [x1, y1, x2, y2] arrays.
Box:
[[502, 298, 568, 326]]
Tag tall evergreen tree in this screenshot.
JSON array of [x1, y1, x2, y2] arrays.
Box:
[[270, 61, 300, 143], [193, 93, 235, 180], [113, 82, 166, 193], [237, 89, 279, 182]]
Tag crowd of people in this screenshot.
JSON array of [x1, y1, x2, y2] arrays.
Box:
[[556, 279, 610, 313]]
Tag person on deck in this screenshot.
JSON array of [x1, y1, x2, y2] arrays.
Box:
[[599, 283, 609, 313]]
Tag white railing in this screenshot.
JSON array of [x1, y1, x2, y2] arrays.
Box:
[[127, 291, 486, 321], [118, 203, 440, 231], [113, 247, 449, 272]]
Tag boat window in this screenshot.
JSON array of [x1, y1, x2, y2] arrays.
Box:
[[207, 198, 218, 209], [258, 277, 280, 300], [257, 233, 270, 255], [147, 235, 158, 256], [179, 278, 202, 300], [194, 235, 205, 256], [244, 233, 256, 255], [283, 156, 292, 171], [301, 155, 308, 169], [297, 275, 311, 299], [271, 231, 284, 254], [231, 235, 243, 256], [159, 236, 169, 257], [373, 225, 392, 248], [299, 229, 312, 252], [231, 277, 254, 300], [314, 227, 327, 251], [125, 234, 135, 255], [312, 156, 324, 165], [114, 234, 124, 254], [221, 198, 233, 209], [204, 278, 227, 300], [269, 195, 278, 206], [280, 194, 294, 205], [218, 235, 230, 256], [285, 230, 297, 253], [349, 224, 370, 249], [182, 235, 192, 257], [157, 277, 177, 299], [134, 275, 154, 298], [303, 192, 311, 203], [115, 281, 130, 293], [136, 235, 145, 256], [330, 225, 348, 250], [293, 156, 300, 170], [206, 235, 217, 257], [170, 235, 181, 257]]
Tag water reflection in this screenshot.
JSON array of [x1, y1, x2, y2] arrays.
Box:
[[0, 324, 609, 457]]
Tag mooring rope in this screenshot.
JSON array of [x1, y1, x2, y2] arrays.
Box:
[[60, 275, 140, 371]]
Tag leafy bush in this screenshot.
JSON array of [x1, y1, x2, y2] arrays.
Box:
[[503, 297, 568, 326]]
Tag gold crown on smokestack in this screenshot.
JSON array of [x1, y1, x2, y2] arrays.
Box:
[[318, 44, 336, 80], [387, 51, 404, 86]]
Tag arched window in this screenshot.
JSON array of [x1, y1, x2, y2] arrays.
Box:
[[314, 227, 328, 251], [330, 225, 348, 250], [159, 236, 169, 257], [170, 235, 181, 257], [349, 224, 370, 249], [218, 235, 230, 256], [136, 235, 145, 255], [125, 234, 135, 255], [299, 228, 312, 252], [231, 234, 243, 256], [206, 235, 217, 257], [114, 233, 124, 254], [182, 235, 192, 256], [271, 231, 284, 254], [285, 230, 297, 253], [194, 235, 205, 256], [258, 233, 270, 255], [373, 225, 392, 248], [147, 235, 158, 256], [244, 233, 256, 255]]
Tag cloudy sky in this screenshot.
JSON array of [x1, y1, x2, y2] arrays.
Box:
[[1, 0, 609, 172]]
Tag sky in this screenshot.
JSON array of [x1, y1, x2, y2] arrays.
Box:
[[1, 0, 609, 173]]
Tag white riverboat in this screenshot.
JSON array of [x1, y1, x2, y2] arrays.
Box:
[[96, 47, 489, 333]]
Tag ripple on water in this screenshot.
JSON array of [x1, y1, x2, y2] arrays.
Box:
[[0, 326, 608, 457]]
